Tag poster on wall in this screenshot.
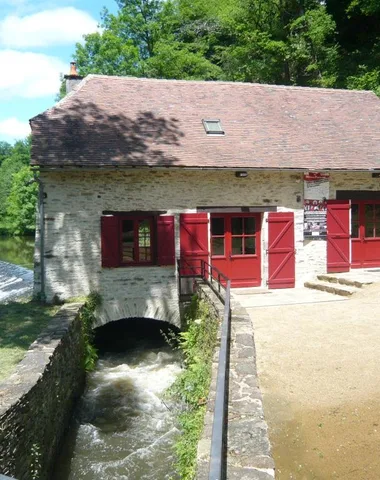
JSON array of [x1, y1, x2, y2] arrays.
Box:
[[304, 200, 327, 238], [304, 173, 329, 239]]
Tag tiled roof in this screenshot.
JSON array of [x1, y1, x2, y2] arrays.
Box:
[[30, 75, 380, 170]]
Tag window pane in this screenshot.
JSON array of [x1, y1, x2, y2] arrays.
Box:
[[376, 224, 380, 238], [122, 220, 134, 262], [212, 237, 224, 256], [232, 218, 243, 235], [365, 204, 374, 221], [365, 222, 375, 238], [138, 219, 151, 261], [351, 204, 359, 222], [352, 222, 359, 239], [212, 217, 224, 236], [232, 237, 243, 255], [245, 237, 256, 254], [244, 217, 256, 235], [204, 120, 223, 133], [375, 205, 380, 222]]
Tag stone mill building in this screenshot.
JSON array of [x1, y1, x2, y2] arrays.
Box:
[[30, 68, 380, 326]]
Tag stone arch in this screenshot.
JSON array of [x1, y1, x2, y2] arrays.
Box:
[[94, 297, 181, 329]]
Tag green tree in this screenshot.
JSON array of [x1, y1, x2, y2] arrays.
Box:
[[0, 141, 12, 166], [0, 156, 25, 219], [74, 0, 227, 79], [0, 137, 33, 233], [287, 6, 339, 86], [6, 166, 38, 235], [64, 0, 380, 95]]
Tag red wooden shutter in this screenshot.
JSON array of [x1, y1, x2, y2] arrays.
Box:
[[157, 215, 175, 265], [327, 200, 350, 273], [101, 216, 120, 267], [268, 212, 295, 289], [180, 213, 209, 275]]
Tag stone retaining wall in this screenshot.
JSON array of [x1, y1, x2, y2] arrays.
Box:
[[196, 284, 275, 479], [0, 303, 85, 480]]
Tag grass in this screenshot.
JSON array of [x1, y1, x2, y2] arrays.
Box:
[[0, 298, 59, 382]]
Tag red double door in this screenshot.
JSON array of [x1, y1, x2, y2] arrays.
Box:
[[351, 201, 380, 268], [326, 200, 380, 272], [180, 212, 296, 288]]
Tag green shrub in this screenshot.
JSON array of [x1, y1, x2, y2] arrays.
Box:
[[168, 295, 219, 479], [78, 292, 102, 371]]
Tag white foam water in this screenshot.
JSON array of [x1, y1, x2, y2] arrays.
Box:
[[54, 346, 182, 480]]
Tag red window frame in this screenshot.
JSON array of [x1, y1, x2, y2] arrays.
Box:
[[211, 214, 259, 258], [120, 215, 155, 266], [101, 214, 175, 268]]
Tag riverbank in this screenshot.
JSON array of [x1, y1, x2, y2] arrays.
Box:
[[0, 298, 59, 382]]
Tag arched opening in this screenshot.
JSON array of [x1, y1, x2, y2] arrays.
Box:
[[93, 317, 180, 352]]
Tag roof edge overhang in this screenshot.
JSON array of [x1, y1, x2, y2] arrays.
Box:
[[31, 164, 380, 173]]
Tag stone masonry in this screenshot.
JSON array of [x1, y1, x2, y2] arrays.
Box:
[[196, 284, 275, 479], [0, 303, 85, 480], [302, 171, 380, 280], [34, 169, 304, 327]]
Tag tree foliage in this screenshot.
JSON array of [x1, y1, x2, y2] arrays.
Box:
[[69, 0, 380, 94], [0, 137, 37, 235], [6, 166, 38, 236]]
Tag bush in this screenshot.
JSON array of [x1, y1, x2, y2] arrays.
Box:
[[168, 296, 219, 479]]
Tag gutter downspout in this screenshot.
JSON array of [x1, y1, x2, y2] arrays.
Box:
[[34, 175, 46, 303]]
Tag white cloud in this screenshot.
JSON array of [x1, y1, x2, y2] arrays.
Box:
[[0, 117, 31, 139], [0, 7, 98, 48], [0, 50, 67, 99]]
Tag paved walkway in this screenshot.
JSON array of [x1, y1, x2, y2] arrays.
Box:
[[0, 261, 33, 303], [234, 282, 380, 479]]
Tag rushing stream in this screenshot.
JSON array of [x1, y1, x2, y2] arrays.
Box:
[[54, 320, 182, 480]]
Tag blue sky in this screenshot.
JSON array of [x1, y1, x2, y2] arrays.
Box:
[[0, 0, 117, 143]]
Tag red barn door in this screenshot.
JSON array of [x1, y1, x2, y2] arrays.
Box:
[[326, 200, 350, 273], [179, 213, 209, 275], [268, 212, 295, 289]]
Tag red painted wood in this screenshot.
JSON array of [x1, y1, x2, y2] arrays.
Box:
[[268, 212, 295, 289], [101, 216, 120, 267], [157, 215, 175, 265], [326, 200, 350, 273], [180, 213, 209, 275], [211, 213, 261, 288], [351, 201, 380, 268]]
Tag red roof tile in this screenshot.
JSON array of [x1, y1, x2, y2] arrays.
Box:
[[30, 75, 380, 170]]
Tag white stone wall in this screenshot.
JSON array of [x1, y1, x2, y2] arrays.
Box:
[[330, 171, 380, 195], [35, 169, 307, 325]]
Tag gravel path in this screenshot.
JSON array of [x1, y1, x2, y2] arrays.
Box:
[[241, 284, 380, 480], [0, 261, 33, 303]]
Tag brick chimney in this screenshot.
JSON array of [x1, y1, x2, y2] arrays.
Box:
[[64, 62, 84, 94]]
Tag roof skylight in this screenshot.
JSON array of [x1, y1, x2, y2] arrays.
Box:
[[202, 119, 224, 135]]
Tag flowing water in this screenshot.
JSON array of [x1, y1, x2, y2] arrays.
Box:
[[54, 321, 183, 480]]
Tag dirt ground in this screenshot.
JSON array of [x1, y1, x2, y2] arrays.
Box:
[[245, 284, 380, 480]]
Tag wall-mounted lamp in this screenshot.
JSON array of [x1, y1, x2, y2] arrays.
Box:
[[235, 171, 248, 178]]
